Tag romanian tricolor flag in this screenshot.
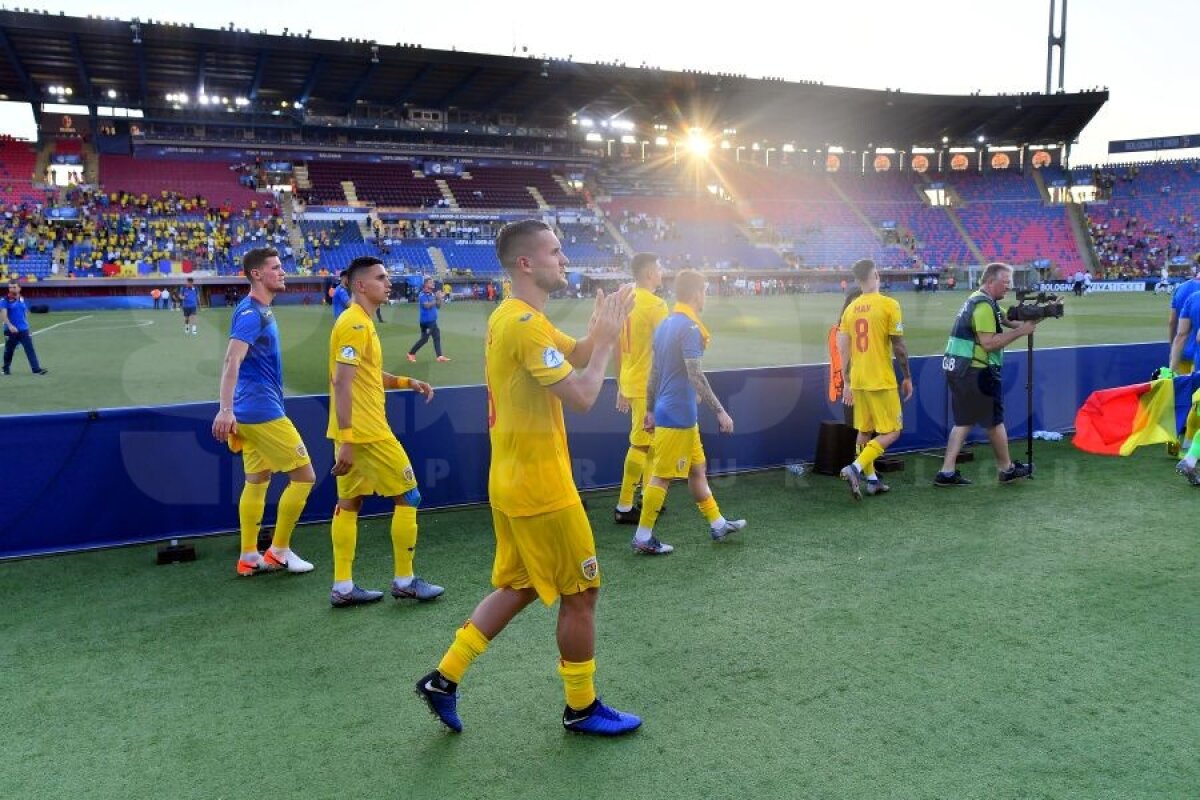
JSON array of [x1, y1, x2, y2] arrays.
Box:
[[1074, 377, 1180, 456]]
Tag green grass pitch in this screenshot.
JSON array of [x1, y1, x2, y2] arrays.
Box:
[[0, 290, 1194, 798], [0, 290, 1171, 415]]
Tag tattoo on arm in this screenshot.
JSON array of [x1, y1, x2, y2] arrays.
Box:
[[645, 358, 660, 410], [891, 336, 911, 379], [685, 358, 725, 415]]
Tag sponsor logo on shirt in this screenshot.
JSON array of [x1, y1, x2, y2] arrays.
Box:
[[894, 322, 903, 333], [340, 345, 357, 360], [519, 313, 533, 322], [542, 347, 565, 369], [403, 466, 414, 482]]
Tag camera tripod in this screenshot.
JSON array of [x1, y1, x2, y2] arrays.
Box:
[[1024, 332, 1035, 477]]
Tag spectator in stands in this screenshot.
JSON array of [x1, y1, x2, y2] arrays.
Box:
[[407, 277, 450, 363], [1, 281, 47, 375]]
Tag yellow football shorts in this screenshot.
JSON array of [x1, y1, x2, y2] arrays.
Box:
[[852, 388, 903, 434], [650, 424, 706, 480], [334, 436, 418, 499], [628, 396, 652, 448], [230, 417, 310, 474], [491, 502, 599, 606], [1179, 358, 1194, 375]]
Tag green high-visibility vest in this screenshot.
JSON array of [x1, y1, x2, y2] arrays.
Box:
[[942, 290, 1003, 375]]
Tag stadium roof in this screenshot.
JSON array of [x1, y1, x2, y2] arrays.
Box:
[[0, 9, 1107, 148]]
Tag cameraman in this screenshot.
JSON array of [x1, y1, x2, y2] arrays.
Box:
[[934, 263, 1037, 486]]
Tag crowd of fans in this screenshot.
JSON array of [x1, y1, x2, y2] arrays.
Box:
[[0, 188, 292, 278], [8, 156, 1200, 284]]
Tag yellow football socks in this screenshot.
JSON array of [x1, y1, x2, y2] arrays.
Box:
[[437, 621, 490, 684], [558, 658, 597, 711], [271, 481, 312, 550], [637, 484, 667, 530], [331, 506, 358, 583], [855, 440, 886, 476], [238, 480, 270, 555], [617, 448, 647, 509], [855, 443, 875, 479], [1184, 405, 1200, 448], [642, 446, 657, 491], [391, 504, 418, 579], [696, 494, 722, 525]]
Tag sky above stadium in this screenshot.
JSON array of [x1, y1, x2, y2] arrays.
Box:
[[0, 0, 1193, 164]]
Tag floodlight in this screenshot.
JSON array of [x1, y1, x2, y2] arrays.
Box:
[[686, 132, 711, 157]]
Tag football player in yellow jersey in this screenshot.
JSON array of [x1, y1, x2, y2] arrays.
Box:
[[836, 259, 913, 500], [416, 219, 642, 737], [613, 252, 669, 524], [326, 256, 440, 608]]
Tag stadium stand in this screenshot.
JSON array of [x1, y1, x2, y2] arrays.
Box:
[[99, 155, 262, 211], [1081, 161, 1200, 277], [0, 137, 41, 205], [305, 161, 445, 207]]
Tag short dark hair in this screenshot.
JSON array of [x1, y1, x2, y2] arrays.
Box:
[[242, 247, 279, 279], [495, 219, 552, 271], [674, 269, 705, 302], [631, 252, 659, 279], [851, 258, 876, 283], [345, 255, 384, 288], [185, 277, 194, 285]]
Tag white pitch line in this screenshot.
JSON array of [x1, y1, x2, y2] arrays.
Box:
[[32, 315, 93, 336]]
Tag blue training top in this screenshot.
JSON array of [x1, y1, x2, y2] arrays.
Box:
[[229, 296, 285, 424], [332, 285, 351, 320], [1, 295, 29, 332], [1181, 292, 1200, 364], [181, 285, 198, 309], [1172, 278, 1200, 316], [417, 290, 439, 325], [650, 311, 706, 429]]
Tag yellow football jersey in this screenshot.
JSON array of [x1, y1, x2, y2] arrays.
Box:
[[619, 287, 669, 398], [838, 291, 903, 390], [486, 298, 579, 517], [327, 303, 392, 442]]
